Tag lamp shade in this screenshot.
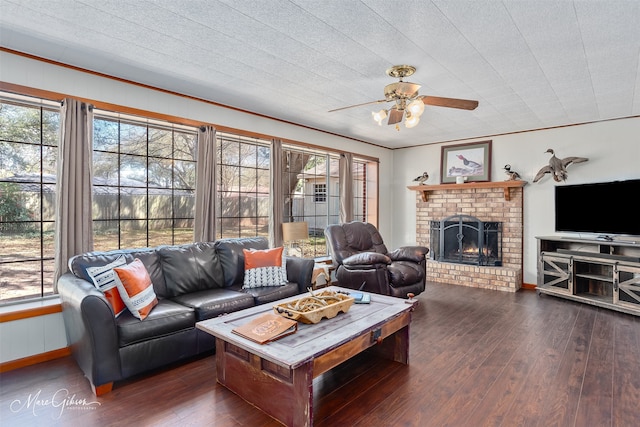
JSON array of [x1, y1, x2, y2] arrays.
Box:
[[407, 98, 425, 116], [282, 221, 309, 242], [405, 115, 420, 128], [372, 109, 387, 125]]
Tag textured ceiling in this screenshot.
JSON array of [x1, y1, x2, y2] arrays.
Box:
[[1, 0, 638, 149]]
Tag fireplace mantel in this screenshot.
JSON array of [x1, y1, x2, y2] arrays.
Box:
[[408, 180, 527, 202]]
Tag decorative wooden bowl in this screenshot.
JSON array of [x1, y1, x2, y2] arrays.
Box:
[[273, 291, 354, 324]]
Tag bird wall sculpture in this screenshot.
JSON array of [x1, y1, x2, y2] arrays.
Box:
[[413, 171, 429, 184], [503, 164, 522, 181], [533, 149, 588, 183]]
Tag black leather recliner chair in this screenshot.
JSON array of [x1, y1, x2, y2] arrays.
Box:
[[324, 221, 429, 298]]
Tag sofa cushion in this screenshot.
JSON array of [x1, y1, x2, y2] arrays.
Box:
[[242, 247, 287, 288], [233, 282, 301, 305], [85, 255, 128, 317], [117, 299, 195, 347], [171, 288, 255, 321], [113, 258, 158, 320], [158, 242, 224, 297], [214, 237, 269, 287], [69, 248, 169, 298]]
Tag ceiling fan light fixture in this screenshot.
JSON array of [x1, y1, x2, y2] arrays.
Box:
[[405, 114, 420, 128], [372, 109, 387, 125], [407, 98, 425, 117]]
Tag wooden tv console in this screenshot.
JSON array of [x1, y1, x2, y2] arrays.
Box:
[[536, 236, 640, 316]]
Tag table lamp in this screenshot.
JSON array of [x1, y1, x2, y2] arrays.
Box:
[[282, 221, 309, 257]]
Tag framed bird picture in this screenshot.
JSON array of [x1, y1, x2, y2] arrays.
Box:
[[440, 140, 492, 183]]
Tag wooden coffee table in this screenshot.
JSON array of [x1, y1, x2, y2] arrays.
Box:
[[196, 286, 414, 427]]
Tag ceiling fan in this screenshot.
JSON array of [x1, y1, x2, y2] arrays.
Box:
[[329, 65, 478, 128]]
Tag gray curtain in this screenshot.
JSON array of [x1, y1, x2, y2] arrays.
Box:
[[339, 152, 354, 223], [269, 139, 284, 248], [53, 98, 94, 290], [194, 126, 217, 242]]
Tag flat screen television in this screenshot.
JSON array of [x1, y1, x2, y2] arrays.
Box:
[[555, 179, 640, 237]]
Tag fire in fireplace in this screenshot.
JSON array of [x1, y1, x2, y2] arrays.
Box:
[[430, 214, 502, 266]]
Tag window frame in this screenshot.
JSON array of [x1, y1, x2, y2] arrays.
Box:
[[92, 111, 198, 251], [0, 94, 60, 303]]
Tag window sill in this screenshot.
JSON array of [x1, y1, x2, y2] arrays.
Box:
[[0, 296, 62, 322]]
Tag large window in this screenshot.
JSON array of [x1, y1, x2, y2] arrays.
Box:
[[282, 146, 382, 259], [0, 95, 60, 302], [0, 91, 379, 304], [92, 113, 197, 251], [216, 133, 270, 238]]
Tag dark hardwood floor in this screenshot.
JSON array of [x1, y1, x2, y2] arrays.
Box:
[[2, 281, 640, 426]]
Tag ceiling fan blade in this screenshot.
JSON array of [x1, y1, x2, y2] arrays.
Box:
[[328, 99, 388, 113], [421, 96, 479, 110], [387, 108, 404, 125]]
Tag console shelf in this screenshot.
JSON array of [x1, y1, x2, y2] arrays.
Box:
[[536, 236, 640, 316]]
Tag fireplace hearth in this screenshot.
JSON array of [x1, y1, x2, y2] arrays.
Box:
[[430, 214, 502, 266]]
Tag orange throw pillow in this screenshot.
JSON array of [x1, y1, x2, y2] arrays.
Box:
[[113, 258, 158, 320], [85, 255, 127, 317], [243, 247, 287, 288]]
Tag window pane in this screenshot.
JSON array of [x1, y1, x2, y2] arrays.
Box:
[[42, 145, 57, 177], [120, 154, 147, 184], [0, 102, 41, 144], [219, 165, 239, 192], [174, 160, 195, 189], [93, 189, 118, 220], [174, 192, 194, 217], [93, 151, 119, 182], [219, 140, 240, 165], [148, 127, 172, 158], [42, 184, 56, 221], [43, 221, 55, 259], [120, 122, 147, 155], [149, 194, 171, 219], [220, 217, 240, 238], [148, 219, 173, 247], [94, 220, 119, 251], [94, 118, 119, 152], [174, 131, 196, 161], [0, 141, 40, 176], [240, 168, 257, 192], [0, 261, 43, 302], [42, 109, 60, 146], [121, 194, 147, 219], [240, 143, 257, 167], [174, 218, 194, 244], [148, 159, 173, 188], [120, 220, 147, 248], [0, 227, 41, 262]]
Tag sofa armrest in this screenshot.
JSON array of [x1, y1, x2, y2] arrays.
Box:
[[57, 273, 122, 388], [342, 252, 391, 268], [388, 246, 429, 263], [285, 256, 314, 293]]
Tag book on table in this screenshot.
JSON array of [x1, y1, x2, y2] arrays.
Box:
[[232, 312, 298, 344]]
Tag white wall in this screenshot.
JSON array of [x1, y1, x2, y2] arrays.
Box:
[[392, 117, 640, 285], [0, 312, 67, 362]]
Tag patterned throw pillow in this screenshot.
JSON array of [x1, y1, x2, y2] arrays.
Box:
[[113, 258, 158, 320], [85, 255, 128, 317], [242, 247, 288, 289]]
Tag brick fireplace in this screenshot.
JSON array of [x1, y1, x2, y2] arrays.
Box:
[[409, 181, 526, 292]]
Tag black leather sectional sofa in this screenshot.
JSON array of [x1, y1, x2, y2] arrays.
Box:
[[57, 237, 313, 395]]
